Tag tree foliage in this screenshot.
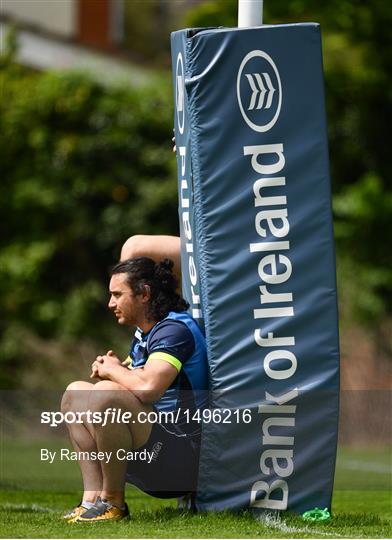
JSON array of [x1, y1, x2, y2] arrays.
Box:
[[0, 59, 176, 386], [186, 0, 392, 337]]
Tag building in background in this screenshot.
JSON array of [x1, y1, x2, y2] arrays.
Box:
[[1, 0, 123, 50], [0, 0, 200, 75], [0, 0, 154, 84]]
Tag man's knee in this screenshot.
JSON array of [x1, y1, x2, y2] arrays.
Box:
[[89, 380, 137, 412], [92, 380, 127, 392], [61, 380, 93, 413]]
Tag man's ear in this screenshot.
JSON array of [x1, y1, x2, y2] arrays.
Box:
[[141, 284, 151, 303]]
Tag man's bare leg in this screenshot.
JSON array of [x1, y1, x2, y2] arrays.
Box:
[[88, 380, 154, 507], [62, 379, 155, 508], [121, 235, 181, 284], [61, 381, 103, 503]]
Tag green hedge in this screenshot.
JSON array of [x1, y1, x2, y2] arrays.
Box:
[[0, 63, 178, 386]]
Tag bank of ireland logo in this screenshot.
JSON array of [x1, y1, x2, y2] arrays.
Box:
[[176, 53, 185, 134], [237, 50, 282, 133]]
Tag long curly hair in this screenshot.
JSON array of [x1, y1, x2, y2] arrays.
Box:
[[110, 257, 189, 321]]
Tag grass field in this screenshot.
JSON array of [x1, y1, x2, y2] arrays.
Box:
[[0, 438, 391, 538]]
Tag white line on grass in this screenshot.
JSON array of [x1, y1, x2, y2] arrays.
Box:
[[0, 503, 56, 513], [338, 459, 391, 474], [258, 512, 344, 538]]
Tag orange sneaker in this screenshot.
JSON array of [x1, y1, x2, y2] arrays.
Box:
[[63, 503, 88, 522], [75, 499, 129, 523]]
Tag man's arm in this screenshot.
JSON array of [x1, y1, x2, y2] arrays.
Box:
[[92, 320, 194, 403], [120, 235, 181, 284], [91, 353, 178, 404]]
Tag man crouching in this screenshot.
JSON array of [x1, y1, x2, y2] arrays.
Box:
[[61, 257, 208, 522]]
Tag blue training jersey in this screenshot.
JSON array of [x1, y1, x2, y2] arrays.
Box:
[[128, 311, 209, 435]]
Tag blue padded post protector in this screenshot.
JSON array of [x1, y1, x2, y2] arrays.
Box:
[[171, 24, 340, 514]]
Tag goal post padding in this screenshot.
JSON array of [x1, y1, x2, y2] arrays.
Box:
[[171, 24, 340, 513]]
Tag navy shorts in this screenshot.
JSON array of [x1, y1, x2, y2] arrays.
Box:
[[125, 420, 200, 498]]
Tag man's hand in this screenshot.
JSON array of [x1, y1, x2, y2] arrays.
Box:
[[90, 350, 122, 380]]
